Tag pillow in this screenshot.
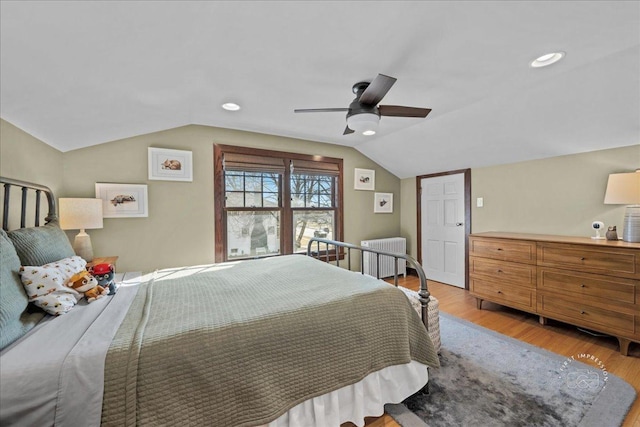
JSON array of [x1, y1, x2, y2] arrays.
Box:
[[39, 256, 87, 281], [0, 230, 44, 350], [19, 256, 86, 316], [7, 220, 75, 266]]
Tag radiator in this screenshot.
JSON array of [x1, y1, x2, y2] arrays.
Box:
[[361, 237, 407, 279]]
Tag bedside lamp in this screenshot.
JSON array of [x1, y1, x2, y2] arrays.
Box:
[[59, 198, 104, 261], [604, 170, 640, 242]]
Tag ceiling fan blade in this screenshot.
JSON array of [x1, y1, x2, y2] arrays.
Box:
[[343, 126, 354, 135], [294, 108, 349, 113], [378, 105, 432, 118], [359, 74, 397, 105]]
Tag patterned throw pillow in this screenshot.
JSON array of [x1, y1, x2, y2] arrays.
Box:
[[19, 256, 86, 315]]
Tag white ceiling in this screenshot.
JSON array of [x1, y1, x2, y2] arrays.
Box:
[[1, 1, 638, 178]]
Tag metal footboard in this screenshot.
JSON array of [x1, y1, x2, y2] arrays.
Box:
[[306, 237, 431, 331]]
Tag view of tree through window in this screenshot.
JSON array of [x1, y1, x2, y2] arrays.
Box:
[[214, 145, 343, 262], [224, 171, 282, 258], [225, 172, 279, 208], [291, 174, 335, 252]]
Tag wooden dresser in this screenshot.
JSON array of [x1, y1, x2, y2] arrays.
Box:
[[469, 232, 640, 356]]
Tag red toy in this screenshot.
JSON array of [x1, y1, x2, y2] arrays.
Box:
[[89, 263, 117, 295]]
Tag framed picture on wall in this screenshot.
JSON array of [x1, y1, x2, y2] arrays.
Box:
[[95, 183, 149, 218], [148, 147, 193, 181], [374, 192, 393, 213], [354, 168, 375, 191]]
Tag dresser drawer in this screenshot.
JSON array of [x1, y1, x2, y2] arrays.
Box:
[[470, 257, 536, 288], [538, 294, 636, 335], [470, 277, 535, 310], [469, 237, 536, 264], [538, 267, 637, 304], [537, 243, 640, 278]]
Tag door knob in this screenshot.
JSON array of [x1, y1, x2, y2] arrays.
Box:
[[455, 222, 463, 226]]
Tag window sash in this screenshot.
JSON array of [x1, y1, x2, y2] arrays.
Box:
[[290, 173, 336, 208], [292, 209, 335, 253], [225, 210, 281, 259], [224, 171, 282, 208]]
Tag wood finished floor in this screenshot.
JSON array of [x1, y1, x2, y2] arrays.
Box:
[[342, 277, 640, 427]]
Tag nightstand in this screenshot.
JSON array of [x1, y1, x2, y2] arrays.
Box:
[[87, 256, 119, 269]]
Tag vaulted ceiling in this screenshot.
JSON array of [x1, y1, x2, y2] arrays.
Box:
[[1, 1, 638, 178]]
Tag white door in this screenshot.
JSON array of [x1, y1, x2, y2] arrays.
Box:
[[420, 173, 466, 288]]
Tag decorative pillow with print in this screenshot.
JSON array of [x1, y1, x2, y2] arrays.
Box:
[[19, 256, 87, 315]]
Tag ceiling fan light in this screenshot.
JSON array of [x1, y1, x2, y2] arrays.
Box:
[[347, 113, 379, 135]]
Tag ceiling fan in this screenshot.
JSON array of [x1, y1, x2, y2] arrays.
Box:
[[294, 73, 431, 136]]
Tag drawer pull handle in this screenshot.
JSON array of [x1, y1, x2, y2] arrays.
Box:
[[580, 257, 586, 261], [496, 248, 503, 251], [497, 269, 503, 273], [497, 290, 502, 294], [580, 311, 586, 315], [580, 284, 585, 288]]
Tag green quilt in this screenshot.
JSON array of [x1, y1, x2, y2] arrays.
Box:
[[102, 255, 439, 427]]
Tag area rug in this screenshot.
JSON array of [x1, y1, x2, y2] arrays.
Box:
[[385, 313, 636, 427]]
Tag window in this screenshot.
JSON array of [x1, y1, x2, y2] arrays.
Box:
[[214, 144, 343, 262], [291, 173, 336, 253]]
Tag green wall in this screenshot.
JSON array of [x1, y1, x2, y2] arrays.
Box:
[[57, 124, 399, 272], [4, 117, 637, 272], [400, 145, 639, 259], [471, 145, 638, 236], [0, 119, 64, 195], [1, 119, 64, 229]]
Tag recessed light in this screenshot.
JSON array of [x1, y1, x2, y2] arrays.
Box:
[[530, 52, 565, 68], [362, 130, 376, 136], [222, 103, 241, 111]]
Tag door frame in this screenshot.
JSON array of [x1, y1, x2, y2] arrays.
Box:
[[416, 168, 471, 289]]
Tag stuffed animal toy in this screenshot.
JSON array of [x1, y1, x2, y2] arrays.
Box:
[[67, 270, 108, 302], [606, 226, 618, 241], [90, 263, 117, 295]]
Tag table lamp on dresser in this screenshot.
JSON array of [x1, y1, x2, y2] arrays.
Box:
[[59, 198, 104, 262], [604, 169, 640, 242]]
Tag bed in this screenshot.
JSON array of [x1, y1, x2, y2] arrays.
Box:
[[0, 176, 439, 427]]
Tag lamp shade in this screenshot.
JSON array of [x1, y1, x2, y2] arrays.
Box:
[[603, 170, 640, 243], [346, 113, 379, 135], [604, 171, 640, 205], [59, 198, 104, 230]]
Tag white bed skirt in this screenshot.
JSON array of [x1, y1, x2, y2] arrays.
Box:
[[260, 360, 429, 427]]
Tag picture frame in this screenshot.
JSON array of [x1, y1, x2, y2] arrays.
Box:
[[374, 192, 393, 214], [148, 147, 193, 182], [95, 183, 149, 218], [354, 168, 375, 191]]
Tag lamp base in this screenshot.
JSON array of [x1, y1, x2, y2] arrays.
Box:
[[622, 206, 640, 243], [73, 230, 94, 262]]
